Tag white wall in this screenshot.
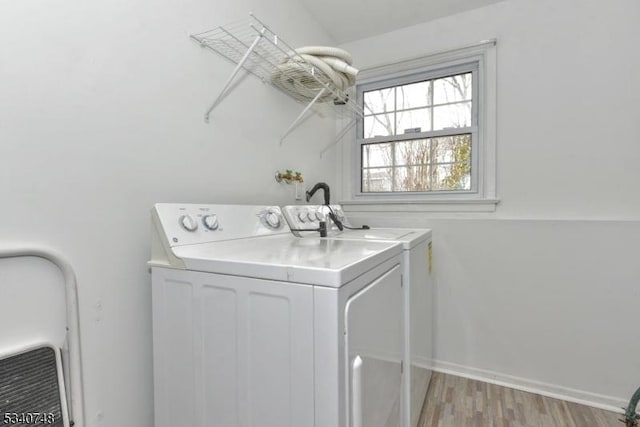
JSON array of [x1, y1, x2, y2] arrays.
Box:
[[338, 0, 640, 410], [0, 1, 337, 426]]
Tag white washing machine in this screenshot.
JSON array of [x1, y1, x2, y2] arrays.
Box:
[[282, 205, 433, 427], [149, 203, 406, 427]]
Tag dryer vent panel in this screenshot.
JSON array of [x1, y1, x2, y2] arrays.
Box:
[[0, 347, 64, 426]]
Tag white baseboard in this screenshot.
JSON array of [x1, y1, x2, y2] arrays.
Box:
[[417, 357, 626, 414]]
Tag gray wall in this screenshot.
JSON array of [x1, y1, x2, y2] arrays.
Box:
[[0, 1, 337, 425], [338, 0, 640, 410]]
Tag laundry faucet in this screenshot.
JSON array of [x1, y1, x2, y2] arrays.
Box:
[[306, 182, 344, 231], [306, 182, 331, 205]]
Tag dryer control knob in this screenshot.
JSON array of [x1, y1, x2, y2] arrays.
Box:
[[264, 211, 281, 229], [202, 214, 219, 230], [307, 212, 316, 222], [179, 214, 198, 232], [297, 212, 307, 223], [315, 210, 325, 221]]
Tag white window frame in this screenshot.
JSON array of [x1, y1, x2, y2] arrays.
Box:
[[347, 41, 498, 212]]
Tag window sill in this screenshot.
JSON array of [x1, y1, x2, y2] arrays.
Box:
[[339, 198, 500, 213]]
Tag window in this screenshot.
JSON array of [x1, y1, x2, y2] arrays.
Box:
[[351, 41, 497, 208], [361, 68, 475, 193]]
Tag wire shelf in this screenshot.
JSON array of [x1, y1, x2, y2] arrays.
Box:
[[190, 13, 363, 135]]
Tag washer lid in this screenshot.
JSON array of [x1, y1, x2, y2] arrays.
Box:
[[172, 234, 402, 287]]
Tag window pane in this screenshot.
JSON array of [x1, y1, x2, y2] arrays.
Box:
[[392, 164, 469, 191], [438, 163, 471, 190], [433, 102, 471, 130], [393, 135, 472, 166], [433, 73, 472, 105], [394, 139, 429, 166], [394, 166, 428, 191], [364, 88, 394, 115], [362, 168, 392, 192], [362, 143, 392, 168], [364, 114, 394, 138], [361, 135, 473, 192], [396, 108, 431, 135], [396, 81, 431, 110], [430, 134, 472, 163]]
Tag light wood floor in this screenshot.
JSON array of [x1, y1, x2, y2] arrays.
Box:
[[419, 372, 622, 427]]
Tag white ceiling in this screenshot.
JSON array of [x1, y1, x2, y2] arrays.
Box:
[[299, 0, 505, 44]]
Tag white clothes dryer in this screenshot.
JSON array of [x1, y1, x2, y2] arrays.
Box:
[[149, 203, 406, 427], [282, 204, 433, 427]]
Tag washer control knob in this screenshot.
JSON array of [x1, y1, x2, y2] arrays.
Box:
[[297, 212, 307, 223], [315, 210, 324, 221], [202, 214, 219, 231], [307, 212, 316, 222], [179, 214, 198, 232], [264, 210, 281, 229]]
